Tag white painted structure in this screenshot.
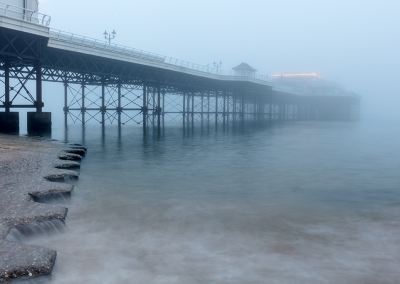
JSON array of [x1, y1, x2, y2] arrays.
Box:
[[0, 0, 305, 95], [1, 0, 38, 12], [0, 0, 49, 26], [233, 63, 257, 78]]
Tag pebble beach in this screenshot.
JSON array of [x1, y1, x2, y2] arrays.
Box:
[[0, 134, 85, 282]]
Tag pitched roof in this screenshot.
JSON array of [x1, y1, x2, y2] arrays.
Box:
[[232, 63, 257, 72]]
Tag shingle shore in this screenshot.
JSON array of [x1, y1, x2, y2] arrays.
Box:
[[0, 134, 85, 282]]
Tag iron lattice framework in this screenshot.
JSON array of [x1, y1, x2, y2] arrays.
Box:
[[0, 27, 361, 129]]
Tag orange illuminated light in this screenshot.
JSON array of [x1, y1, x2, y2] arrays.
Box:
[[273, 73, 323, 79]]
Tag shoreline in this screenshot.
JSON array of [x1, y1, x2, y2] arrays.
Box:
[[0, 134, 85, 282]]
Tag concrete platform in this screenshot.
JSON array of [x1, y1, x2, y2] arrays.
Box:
[[0, 112, 19, 133], [27, 112, 52, 134]]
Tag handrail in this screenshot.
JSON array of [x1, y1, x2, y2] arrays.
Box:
[[47, 29, 309, 95], [47, 28, 279, 85], [0, 2, 358, 98], [0, 1, 51, 26]]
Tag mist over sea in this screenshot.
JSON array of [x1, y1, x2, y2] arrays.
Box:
[[12, 119, 400, 283]]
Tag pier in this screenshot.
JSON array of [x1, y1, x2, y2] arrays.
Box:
[[0, 2, 360, 134]]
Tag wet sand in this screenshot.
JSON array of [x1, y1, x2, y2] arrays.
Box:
[[0, 134, 84, 282]]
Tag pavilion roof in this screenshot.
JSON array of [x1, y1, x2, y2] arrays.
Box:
[[232, 63, 257, 72]]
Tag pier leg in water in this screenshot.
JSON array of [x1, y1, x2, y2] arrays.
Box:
[[215, 91, 218, 129], [0, 112, 19, 133], [118, 83, 122, 127], [81, 83, 85, 126], [142, 82, 147, 134], [157, 84, 161, 135], [28, 61, 51, 134], [183, 92, 186, 130], [101, 79, 105, 126], [0, 62, 19, 133], [191, 92, 194, 129], [63, 81, 68, 127]]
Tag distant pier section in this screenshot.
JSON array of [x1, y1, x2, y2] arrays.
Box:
[[0, 0, 360, 134]]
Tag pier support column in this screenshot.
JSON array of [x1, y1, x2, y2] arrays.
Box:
[[187, 92, 190, 126], [117, 84, 122, 127], [142, 82, 147, 129], [241, 94, 245, 124], [191, 92, 194, 128], [63, 82, 68, 126], [223, 92, 226, 126], [81, 83, 85, 125], [4, 61, 10, 113], [207, 92, 210, 124], [28, 61, 51, 134], [200, 92, 204, 126], [0, 112, 19, 133], [254, 96, 257, 122], [0, 62, 19, 133], [162, 89, 165, 126], [226, 93, 230, 125], [233, 96, 236, 122], [157, 84, 161, 130], [35, 61, 43, 113], [27, 112, 51, 134], [101, 80, 105, 126], [152, 87, 156, 126], [182, 92, 186, 127], [215, 91, 218, 128]]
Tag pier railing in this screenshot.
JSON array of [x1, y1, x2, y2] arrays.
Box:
[[0, 2, 360, 99], [49, 29, 252, 77], [0, 2, 51, 26], [0, 0, 304, 96], [49, 29, 301, 92]]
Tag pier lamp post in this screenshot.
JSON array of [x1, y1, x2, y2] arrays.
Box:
[[214, 61, 222, 75], [103, 30, 116, 45]]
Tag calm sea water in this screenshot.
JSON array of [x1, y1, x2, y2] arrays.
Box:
[[12, 120, 400, 283]]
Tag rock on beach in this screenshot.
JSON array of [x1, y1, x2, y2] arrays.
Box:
[[0, 134, 84, 282]]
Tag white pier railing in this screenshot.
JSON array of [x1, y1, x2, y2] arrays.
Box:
[[48, 29, 288, 87], [0, 1, 51, 26], [0, 1, 304, 95]]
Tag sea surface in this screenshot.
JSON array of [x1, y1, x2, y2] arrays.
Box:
[[9, 119, 400, 283]]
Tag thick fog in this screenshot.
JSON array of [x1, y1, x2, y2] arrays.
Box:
[[4, 2, 400, 283], [38, 0, 399, 121]]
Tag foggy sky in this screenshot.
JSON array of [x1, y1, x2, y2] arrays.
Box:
[[38, 0, 400, 121]]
